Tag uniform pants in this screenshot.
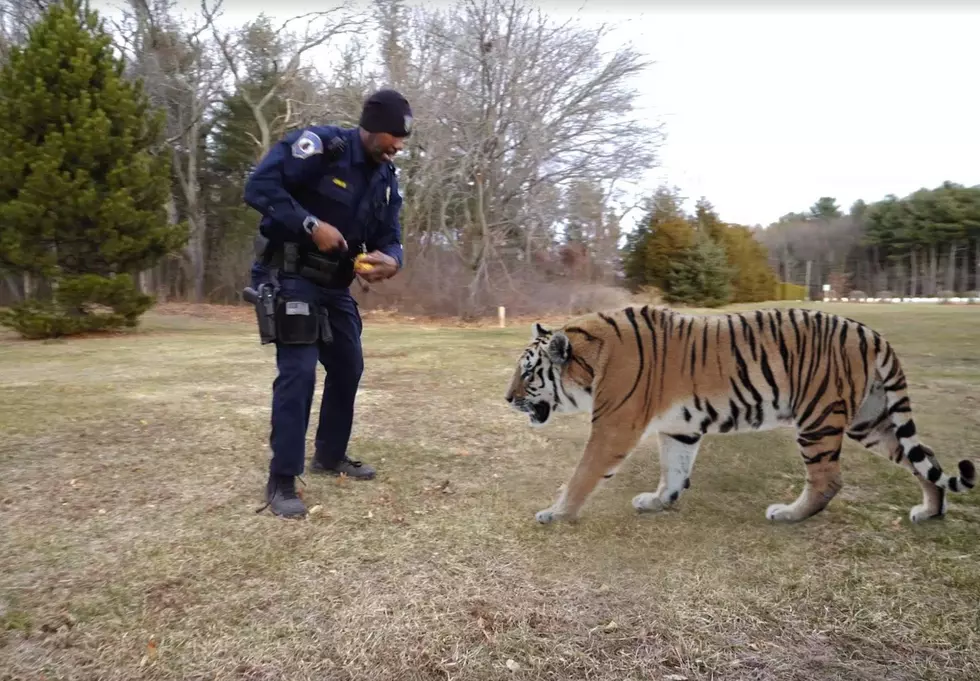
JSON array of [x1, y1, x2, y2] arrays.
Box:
[[251, 265, 364, 478]]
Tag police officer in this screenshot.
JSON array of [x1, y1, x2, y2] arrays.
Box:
[[243, 89, 412, 518]]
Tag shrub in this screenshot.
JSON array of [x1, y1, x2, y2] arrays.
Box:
[[0, 274, 152, 339]]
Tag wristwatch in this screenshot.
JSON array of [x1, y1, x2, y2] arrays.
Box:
[[302, 215, 319, 236]]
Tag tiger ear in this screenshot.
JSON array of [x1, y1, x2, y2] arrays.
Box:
[[532, 322, 550, 339], [546, 331, 572, 366]]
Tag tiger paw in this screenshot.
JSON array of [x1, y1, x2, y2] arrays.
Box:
[[632, 493, 665, 513], [535, 508, 559, 524], [909, 503, 944, 523], [535, 507, 577, 524], [765, 503, 799, 523]]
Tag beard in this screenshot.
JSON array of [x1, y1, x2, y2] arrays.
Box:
[[367, 135, 397, 163]]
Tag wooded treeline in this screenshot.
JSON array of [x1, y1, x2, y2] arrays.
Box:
[[754, 186, 980, 299], [3, 0, 978, 332], [1, 0, 664, 318]]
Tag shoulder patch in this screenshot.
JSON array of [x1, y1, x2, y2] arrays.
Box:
[[291, 130, 323, 160]]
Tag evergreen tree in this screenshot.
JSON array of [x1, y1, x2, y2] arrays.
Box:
[[665, 232, 733, 308], [622, 218, 651, 288], [689, 198, 777, 303], [809, 197, 842, 220], [0, 0, 186, 338], [693, 196, 727, 242], [849, 199, 868, 222], [622, 185, 696, 291], [720, 225, 779, 302]]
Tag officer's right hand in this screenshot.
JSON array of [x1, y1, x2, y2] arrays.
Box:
[[311, 220, 347, 253]]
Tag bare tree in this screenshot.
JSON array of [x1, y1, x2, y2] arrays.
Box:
[[111, 0, 228, 301], [0, 0, 58, 59], [202, 0, 372, 158], [384, 0, 661, 313]]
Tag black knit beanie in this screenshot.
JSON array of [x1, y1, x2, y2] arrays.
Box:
[[359, 89, 413, 137]]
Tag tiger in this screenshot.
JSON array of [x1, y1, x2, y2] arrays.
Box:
[[504, 304, 976, 526]]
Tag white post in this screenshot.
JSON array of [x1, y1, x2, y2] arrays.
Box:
[[498, 306, 506, 328]]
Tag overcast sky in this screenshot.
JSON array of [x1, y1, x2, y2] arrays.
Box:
[[99, 0, 980, 228], [526, 0, 980, 227]]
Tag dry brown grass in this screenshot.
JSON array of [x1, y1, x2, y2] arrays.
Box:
[[2, 302, 979, 681]]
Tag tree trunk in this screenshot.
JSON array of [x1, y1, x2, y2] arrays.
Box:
[[870, 246, 882, 293], [945, 242, 957, 293], [959, 241, 969, 293], [173, 112, 206, 302], [893, 258, 906, 296], [909, 250, 918, 296], [467, 170, 491, 314], [524, 219, 535, 263], [975, 240, 980, 292], [929, 243, 938, 295], [185, 211, 206, 302], [3, 273, 22, 302]]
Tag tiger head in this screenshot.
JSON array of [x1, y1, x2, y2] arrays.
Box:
[[504, 322, 593, 427]]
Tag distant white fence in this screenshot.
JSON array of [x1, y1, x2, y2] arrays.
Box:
[[823, 296, 980, 304]]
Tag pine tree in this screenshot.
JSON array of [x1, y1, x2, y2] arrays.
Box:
[[0, 0, 187, 339], [622, 220, 651, 288], [690, 197, 778, 303], [665, 233, 733, 308], [809, 197, 842, 220], [693, 196, 727, 242], [622, 186, 696, 291]]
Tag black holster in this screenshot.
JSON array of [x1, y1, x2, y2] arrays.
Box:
[[245, 235, 343, 346], [242, 281, 333, 347], [242, 283, 277, 345]]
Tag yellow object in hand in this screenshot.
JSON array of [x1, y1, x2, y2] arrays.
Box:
[[354, 253, 374, 273]]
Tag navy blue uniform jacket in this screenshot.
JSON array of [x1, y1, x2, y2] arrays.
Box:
[[243, 125, 404, 284]]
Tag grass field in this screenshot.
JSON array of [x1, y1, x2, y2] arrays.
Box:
[[2, 301, 979, 681]]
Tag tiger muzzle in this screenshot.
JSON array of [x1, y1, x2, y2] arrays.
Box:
[[530, 401, 552, 423], [511, 396, 550, 420]]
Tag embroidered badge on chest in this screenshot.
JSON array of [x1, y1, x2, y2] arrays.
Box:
[[291, 130, 323, 159]]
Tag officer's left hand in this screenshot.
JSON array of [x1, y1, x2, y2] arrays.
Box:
[[357, 251, 399, 282]]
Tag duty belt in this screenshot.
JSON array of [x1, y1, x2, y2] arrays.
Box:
[[260, 240, 350, 289]]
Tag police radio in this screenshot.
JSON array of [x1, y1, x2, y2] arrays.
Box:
[[324, 136, 346, 162]]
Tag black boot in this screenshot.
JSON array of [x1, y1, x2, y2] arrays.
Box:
[[310, 455, 376, 480], [262, 474, 308, 518]]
